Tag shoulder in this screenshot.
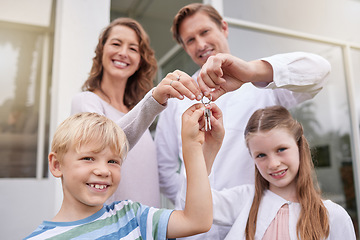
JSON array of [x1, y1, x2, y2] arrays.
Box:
[[324, 199, 356, 236], [72, 91, 99, 101], [71, 91, 107, 115], [213, 184, 255, 202], [323, 199, 351, 219]]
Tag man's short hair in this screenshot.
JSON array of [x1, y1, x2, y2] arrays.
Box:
[[171, 3, 223, 45]]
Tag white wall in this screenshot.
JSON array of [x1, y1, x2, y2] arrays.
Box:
[[0, 1, 111, 239], [223, 0, 360, 44], [50, 0, 111, 213], [0, 0, 52, 26]]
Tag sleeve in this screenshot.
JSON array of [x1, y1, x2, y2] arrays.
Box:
[[177, 177, 252, 227], [71, 89, 166, 150], [327, 201, 356, 239], [257, 52, 331, 108], [116, 89, 167, 149], [135, 202, 174, 240], [154, 99, 182, 204]]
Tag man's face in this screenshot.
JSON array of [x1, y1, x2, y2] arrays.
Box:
[[179, 11, 230, 67]]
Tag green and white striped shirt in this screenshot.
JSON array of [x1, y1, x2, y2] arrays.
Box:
[[24, 200, 173, 240]]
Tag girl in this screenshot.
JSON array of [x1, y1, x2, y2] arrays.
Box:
[[205, 105, 356, 239], [71, 18, 202, 207]]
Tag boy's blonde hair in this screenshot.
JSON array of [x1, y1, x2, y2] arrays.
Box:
[[51, 112, 129, 164]]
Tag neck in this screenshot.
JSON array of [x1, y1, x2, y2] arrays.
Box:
[[52, 200, 102, 222], [96, 74, 129, 113]]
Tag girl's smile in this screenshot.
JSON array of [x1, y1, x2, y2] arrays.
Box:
[[248, 128, 300, 201]]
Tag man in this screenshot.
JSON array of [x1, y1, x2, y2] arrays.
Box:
[[155, 3, 330, 239]]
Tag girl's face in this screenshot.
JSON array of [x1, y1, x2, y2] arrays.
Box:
[[248, 128, 300, 200], [102, 25, 141, 81]]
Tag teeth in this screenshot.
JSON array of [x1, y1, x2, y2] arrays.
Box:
[[200, 50, 212, 58], [89, 184, 107, 189], [271, 170, 286, 176], [113, 60, 127, 67]]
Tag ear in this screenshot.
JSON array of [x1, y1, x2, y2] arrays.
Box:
[[221, 20, 229, 38], [48, 152, 63, 178]]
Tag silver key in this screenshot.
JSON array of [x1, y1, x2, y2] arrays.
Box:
[[204, 108, 212, 131]]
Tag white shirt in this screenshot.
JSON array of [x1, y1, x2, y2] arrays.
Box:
[[154, 52, 331, 239], [210, 185, 356, 240]]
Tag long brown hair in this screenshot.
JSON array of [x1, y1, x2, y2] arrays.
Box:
[[244, 106, 329, 240], [82, 18, 157, 110]]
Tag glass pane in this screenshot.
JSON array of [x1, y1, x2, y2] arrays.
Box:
[[0, 26, 44, 178], [160, 49, 198, 80], [226, 26, 358, 237]]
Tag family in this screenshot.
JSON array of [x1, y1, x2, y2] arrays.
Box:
[[25, 3, 356, 240]]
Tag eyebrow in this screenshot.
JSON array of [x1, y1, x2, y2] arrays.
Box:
[[110, 38, 139, 47]]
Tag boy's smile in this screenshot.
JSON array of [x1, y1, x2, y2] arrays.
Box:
[[56, 143, 122, 216]]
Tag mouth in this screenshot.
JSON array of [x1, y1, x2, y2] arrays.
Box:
[[87, 183, 109, 190], [270, 169, 287, 178], [113, 60, 129, 68], [199, 49, 213, 59]]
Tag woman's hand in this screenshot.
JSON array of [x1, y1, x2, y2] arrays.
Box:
[[152, 70, 203, 105]]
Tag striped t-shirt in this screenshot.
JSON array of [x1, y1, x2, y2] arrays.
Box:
[[24, 200, 173, 240]]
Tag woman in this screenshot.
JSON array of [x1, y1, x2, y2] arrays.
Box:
[[71, 18, 202, 207]]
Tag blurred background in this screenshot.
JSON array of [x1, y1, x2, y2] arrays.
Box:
[[1, 0, 360, 238]]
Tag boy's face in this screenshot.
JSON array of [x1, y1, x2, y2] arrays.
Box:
[[57, 142, 122, 210]]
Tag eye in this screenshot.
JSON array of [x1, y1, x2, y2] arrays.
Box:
[[81, 157, 94, 161], [108, 159, 121, 165], [130, 47, 138, 52], [256, 153, 266, 159], [278, 147, 286, 153], [201, 29, 209, 35], [186, 38, 194, 45]]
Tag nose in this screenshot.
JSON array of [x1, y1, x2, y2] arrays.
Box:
[[268, 155, 281, 170], [195, 37, 207, 51], [93, 163, 111, 177], [117, 46, 128, 57]]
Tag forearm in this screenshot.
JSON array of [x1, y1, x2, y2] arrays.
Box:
[[260, 52, 330, 91], [117, 88, 166, 149], [247, 59, 274, 84], [183, 143, 213, 232]]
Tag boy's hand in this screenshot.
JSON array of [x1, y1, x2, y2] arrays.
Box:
[[181, 103, 224, 175], [181, 103, 206, 147], [152, 70, 203, 105]]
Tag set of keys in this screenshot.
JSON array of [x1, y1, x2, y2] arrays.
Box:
[[201, 95, 212, 131]]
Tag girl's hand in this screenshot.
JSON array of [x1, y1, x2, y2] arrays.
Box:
[[153, 70, 203, 105], [202, 103, 224, 174]]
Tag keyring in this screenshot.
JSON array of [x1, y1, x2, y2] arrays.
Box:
[[201, 95, 212, 106]]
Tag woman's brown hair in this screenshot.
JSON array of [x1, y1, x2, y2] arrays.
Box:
[[82, 18, 157, 110], [244, 106, 329, 240]]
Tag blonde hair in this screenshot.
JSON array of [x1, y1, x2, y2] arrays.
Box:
[[244, 106, 329, 240], [51, 112, 129, 164]]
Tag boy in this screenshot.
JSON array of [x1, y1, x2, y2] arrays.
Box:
[[25, 104, 224, 239]]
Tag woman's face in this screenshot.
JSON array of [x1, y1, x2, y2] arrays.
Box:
[[102, 25, 141, 81]]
